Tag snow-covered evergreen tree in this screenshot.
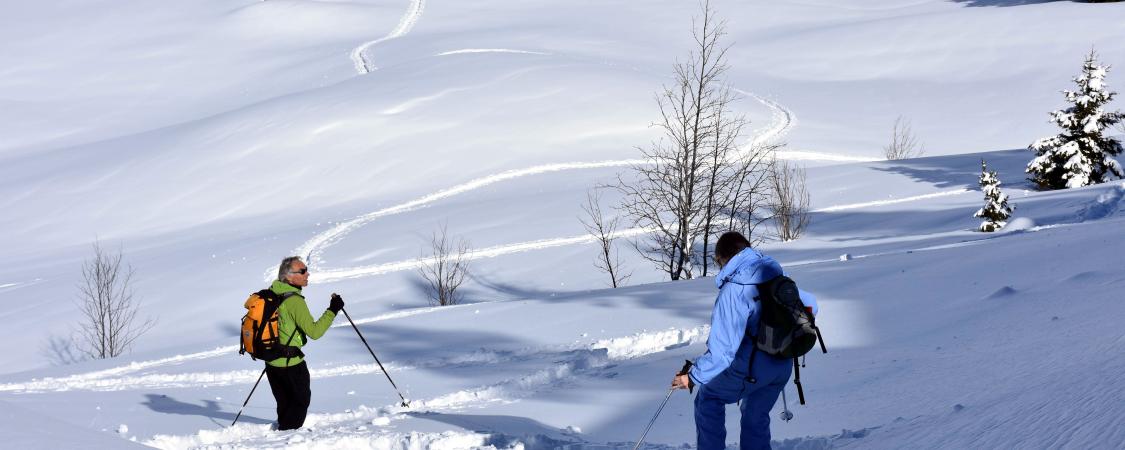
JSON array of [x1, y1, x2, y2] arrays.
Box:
[[1027, 51, 1124, 190], [976, 160, 1013, 232]]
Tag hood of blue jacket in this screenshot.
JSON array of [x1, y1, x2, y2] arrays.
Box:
[[715, 247, 783, 289]]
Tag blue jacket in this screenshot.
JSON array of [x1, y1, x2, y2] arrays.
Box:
[[689, 248, 818, 386]]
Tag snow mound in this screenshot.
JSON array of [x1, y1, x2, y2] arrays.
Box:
[[985, 286, 1018, 300], [592, 326, 709, 360], [1001, 216, 1036, 232], [147, 428, 517, 450], [1077, 182, 1125, 221]]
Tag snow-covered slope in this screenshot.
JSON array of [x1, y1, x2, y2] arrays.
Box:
[[3, 174, 1124, 449], [2, 0, 1125, 448]]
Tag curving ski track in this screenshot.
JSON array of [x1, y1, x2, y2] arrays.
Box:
[[350, 0, 426, 74], [273, 88, 797, 282]]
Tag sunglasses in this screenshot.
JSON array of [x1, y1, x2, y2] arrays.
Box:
[[290, 268, 309, 275]]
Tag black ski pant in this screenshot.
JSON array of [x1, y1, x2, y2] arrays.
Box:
[[265, 361, 311, 430]]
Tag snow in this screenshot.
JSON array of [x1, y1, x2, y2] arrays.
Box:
[[3, 0, 1125, 448]]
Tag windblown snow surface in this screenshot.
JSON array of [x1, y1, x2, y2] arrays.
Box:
[[2, 0, 1125, 449]]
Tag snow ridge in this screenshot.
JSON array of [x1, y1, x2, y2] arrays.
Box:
[[410, 326, 709, 412], [147, 427, 511, 450], [0, 326, 707, 393], [135, 325, 709, 448], [1078, 181, 1125, 221]]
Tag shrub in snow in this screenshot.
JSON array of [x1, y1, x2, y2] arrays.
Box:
[[418, 224, 471, 306], [770, 159, 811, 242], [975, 160, 1014, 232], [883, 116, 925, 160], [75, 240, 155, 359], [1027, 50, 1124, 190]]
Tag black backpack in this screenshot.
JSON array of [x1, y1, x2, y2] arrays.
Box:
[[747, 275, 826, 404]]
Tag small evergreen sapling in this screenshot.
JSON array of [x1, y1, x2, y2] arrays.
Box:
[[1027, 50, 1124, 190], [975, 160, 1013, 232]]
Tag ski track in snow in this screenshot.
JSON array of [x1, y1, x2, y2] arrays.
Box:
[[350, 0, 425, 74], [0, 278, 45, 292], [773, 149, 879, 163], [142, 327, 710, 448], [315, 227, 653, 282], [435, 48, 551, 57], [273, 89, 797, 282], [0, 305, 475, 391], [270, 83, 962, 285], [812, 189, 974, 213], [0, 326, 708, 394]]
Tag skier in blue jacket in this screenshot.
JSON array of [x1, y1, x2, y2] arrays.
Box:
[[672, 231, 818, 450]]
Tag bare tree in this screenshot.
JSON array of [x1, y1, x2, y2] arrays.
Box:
[[697, 84, 751, 277], [618, 0, 744, 281], [76, 240, 155, 359], [769, 159, 811, 241], [718, 141, 778, 251], [419, 225, 472, 306], [884, 116, 925, 160], [579, 189, 632, 288]]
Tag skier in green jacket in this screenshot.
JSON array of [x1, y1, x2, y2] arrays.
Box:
[[267, 256, 343, 430]]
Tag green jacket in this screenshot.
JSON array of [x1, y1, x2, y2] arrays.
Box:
[[267, 280, 337, 368]]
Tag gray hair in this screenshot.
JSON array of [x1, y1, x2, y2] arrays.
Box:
[[277, 256, 304, 281]]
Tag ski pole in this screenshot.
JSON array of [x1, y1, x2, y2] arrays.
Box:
[[632, 387, 675, 450], [779, 387, 794, 422], [231, 367, 267, 427], [341, 307, 411, 407]]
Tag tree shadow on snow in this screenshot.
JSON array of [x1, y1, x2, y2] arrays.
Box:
[[868, 149, 1033, 191], [464, 271, 561, 301], [141, 394, 271, 426]]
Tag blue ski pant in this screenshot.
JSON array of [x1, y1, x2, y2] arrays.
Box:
[[694, 357, 791, 450]]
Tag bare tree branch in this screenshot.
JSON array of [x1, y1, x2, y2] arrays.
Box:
[[617, 0, 765, 281], [579, 188, 632, 288], [769, 159, 811, 242], [884, 115, 925, 160], [419, 225, 472, 306], [76, 240, 154, 359]]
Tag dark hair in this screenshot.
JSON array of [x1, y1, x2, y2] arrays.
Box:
[[714, 231, 751, 260]]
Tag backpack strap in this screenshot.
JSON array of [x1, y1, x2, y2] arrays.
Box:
[[745, 346, 759, 384], [809, 313, 828, 354], [275, 291, 307, 367], [793, 357, 806, 405], [746, 288, 763, 384]]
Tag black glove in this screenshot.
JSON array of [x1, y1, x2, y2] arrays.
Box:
[[328, 293, 344, 314], [679, 360, 696, 393]]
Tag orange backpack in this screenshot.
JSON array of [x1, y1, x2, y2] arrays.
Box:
[[239, 289, 301, 361]]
